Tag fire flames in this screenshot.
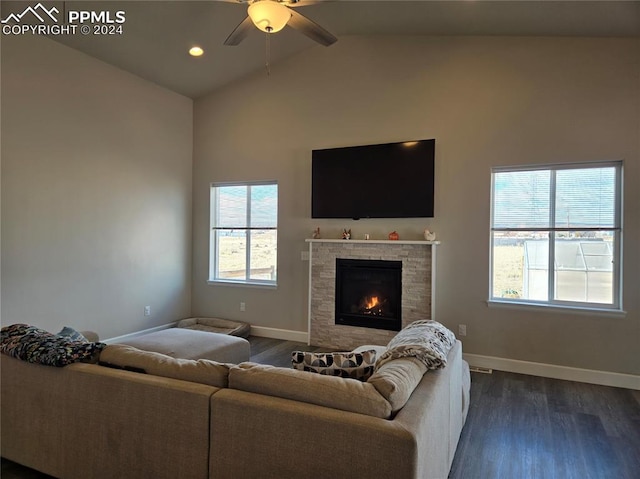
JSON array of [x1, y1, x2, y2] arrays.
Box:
[[363, 296, 380, 310], [360, 295, 386, 315]]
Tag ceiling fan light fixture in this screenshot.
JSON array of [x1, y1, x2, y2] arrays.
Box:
[[248, 1, 291, 33]]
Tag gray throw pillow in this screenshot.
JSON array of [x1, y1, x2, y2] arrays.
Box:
[[57, 326, 88, 343]]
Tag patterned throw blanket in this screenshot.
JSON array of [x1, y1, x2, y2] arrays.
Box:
[[377, 320, 456, 370], [1, 323, 105, 367]]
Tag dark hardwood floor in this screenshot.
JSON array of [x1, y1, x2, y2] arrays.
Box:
[[3, 336, 639, 479], [449, 369, 640, 479]]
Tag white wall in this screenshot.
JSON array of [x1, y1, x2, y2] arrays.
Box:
[[193, 36, 639, 376], [1, 34, 193, 339]]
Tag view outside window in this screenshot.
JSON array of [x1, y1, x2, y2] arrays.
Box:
[[490, 163, 621, 309], [210, 182, 278, 285]]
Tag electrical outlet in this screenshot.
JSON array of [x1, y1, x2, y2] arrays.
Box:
[[301, 251, 310, 261], [240, 302, 246, 312], [144, 306, 151, 317], [458, 324, 467, 337]]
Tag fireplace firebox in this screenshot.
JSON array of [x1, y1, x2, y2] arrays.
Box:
[[335, 258, 402, 331]]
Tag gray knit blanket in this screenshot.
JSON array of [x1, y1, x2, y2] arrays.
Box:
[[377, 320, 456, 370]]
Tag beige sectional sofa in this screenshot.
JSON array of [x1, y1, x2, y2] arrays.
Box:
[[1, 333, 470, 479]]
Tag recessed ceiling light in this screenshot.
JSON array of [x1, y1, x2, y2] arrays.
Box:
[[189, 46, 204, 57]]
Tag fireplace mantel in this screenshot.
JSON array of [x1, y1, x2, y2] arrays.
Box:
[[305, 239, 440, 245], [306, 239, 438, 349]]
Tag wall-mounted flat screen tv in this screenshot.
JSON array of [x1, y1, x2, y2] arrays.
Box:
[[311, 139, 435, 219]]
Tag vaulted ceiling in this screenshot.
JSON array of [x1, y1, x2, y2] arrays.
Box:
[[3, 1, 639, 98]]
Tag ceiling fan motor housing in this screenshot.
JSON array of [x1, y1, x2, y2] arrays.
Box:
[[247, 1, 291, 33], [224, 0, 337, 47]]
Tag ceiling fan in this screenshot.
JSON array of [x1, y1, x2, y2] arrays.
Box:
[[223, 0, 337, 47]]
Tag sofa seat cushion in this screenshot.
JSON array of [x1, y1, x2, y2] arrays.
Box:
[[291, 349, 377, 381], [0, 323, 105, 367], [229, 362, 392, 419], [99, 344, 231, 388]]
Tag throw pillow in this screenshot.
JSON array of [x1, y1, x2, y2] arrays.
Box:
[[377, 320, 456, 370], [57, 326, 88, 343], [0, 323, 106, 367], [291, 349, 377, 381]]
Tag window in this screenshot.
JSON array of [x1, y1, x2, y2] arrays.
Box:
[[490, 161, 622, 311], [209, 182, 278, 286]]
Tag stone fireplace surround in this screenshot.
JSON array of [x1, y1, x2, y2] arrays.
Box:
[[306, 239, 438, 350]]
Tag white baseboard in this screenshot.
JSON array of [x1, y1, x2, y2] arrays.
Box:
[[250, 326, 308, 343], [103, 322, 178, 344], [463, 353, 640, 391]]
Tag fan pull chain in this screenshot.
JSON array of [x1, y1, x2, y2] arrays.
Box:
[[265, 30, 271, 76]]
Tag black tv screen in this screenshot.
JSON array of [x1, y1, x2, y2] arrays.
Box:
[[311, 139, 435, 219]]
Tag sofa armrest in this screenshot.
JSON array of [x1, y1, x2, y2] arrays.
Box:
[[392, 339, 467, 478]]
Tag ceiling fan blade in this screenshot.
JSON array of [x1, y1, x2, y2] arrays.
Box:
[[224, 16, 254, 46], [217, 0, 326, 5], [288, 9, 337, 46], [286, 0, 325, 7]]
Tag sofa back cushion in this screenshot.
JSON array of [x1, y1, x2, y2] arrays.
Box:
[[367, 357, 428, 413], [99, 344, 231, 388], [229, 362, 392, 419], [366, 321, 457, 413]]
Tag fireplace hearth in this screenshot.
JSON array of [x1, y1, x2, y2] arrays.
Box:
[[335, 258, 402, 331]]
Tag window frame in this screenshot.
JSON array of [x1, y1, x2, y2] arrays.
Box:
[[208, 180, 278, 288], [489, 160, 623, 313]]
